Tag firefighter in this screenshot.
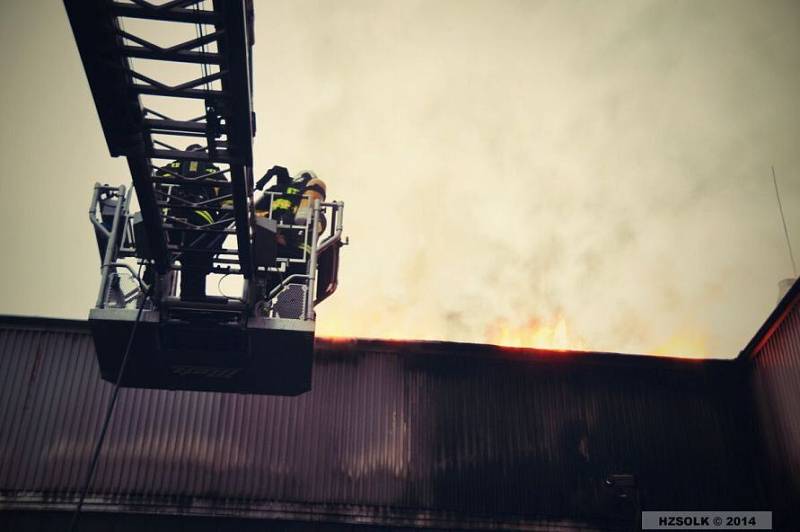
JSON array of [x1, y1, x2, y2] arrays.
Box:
[[158, 144, 228, 301], [269, 170, 326, 258], [255, 167, 326, 292]]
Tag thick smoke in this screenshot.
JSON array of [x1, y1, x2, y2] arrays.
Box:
[[0, 1, 799, 357]]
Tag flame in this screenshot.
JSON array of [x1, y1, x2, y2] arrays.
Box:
[[319, 335, 357, 343], [317, 310, 712, 358], [485, 314, 586, 351]]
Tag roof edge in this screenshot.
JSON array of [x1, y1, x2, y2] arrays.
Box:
[[0, 314, 89, 332], [317, 335, 734, 366], [738, 277, 800, 361], [0, 314, 736, 369]]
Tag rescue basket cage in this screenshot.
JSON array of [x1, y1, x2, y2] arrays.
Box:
[[90, 182, 345, 396], [64, 0, 347, 396]]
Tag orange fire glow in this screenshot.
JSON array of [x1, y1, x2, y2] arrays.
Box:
[[649, 330, 710, 358], [485, 314, 586, 351], [317, 311, 713, 359]]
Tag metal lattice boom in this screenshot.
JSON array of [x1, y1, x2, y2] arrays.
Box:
[[65, 0, 256, 282]]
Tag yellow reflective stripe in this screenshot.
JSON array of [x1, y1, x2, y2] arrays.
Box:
[[286, 187, 300, 194], [221, 199, 234, 207], [189, 161, 198, 172], [194, 210, 214, 224], [170, 161, 180, 168], [271, 198, 293, 211]]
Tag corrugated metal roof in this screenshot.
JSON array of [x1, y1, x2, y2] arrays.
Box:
[[0, 316, 764, 530], [733, 278, 800, 528], [748, 294, 800, 528]]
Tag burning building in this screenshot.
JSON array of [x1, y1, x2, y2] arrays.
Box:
[[0, 280, 799, 530]]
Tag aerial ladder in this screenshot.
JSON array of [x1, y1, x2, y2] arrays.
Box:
[[65, 0, 345, 395]]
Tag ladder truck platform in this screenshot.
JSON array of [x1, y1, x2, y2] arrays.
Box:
[[67, 0, 346, 395]]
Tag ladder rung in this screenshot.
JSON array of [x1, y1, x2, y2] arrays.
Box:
[[149, 148, 242, 165], [151, 176, 233, 188], [133, 85, 225, 100], [111, 3, 220, 25], [143, 118, 225, 135], [122, 45, 222, 65], [146, 129, 207, 139], [156, 202, 234, 212], [162, 225, 237, 235]]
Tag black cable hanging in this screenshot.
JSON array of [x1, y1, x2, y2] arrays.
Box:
[[67, 285, 153, 532]]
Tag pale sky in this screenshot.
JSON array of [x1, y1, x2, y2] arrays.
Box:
[[1, 0, 799, 358]]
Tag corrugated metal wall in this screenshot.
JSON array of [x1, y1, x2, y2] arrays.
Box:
[[0, 318, 761, 530], [749, 298, 800, 521]]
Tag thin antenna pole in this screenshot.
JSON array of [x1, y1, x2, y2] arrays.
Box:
[[772, 165, 797, 277]]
